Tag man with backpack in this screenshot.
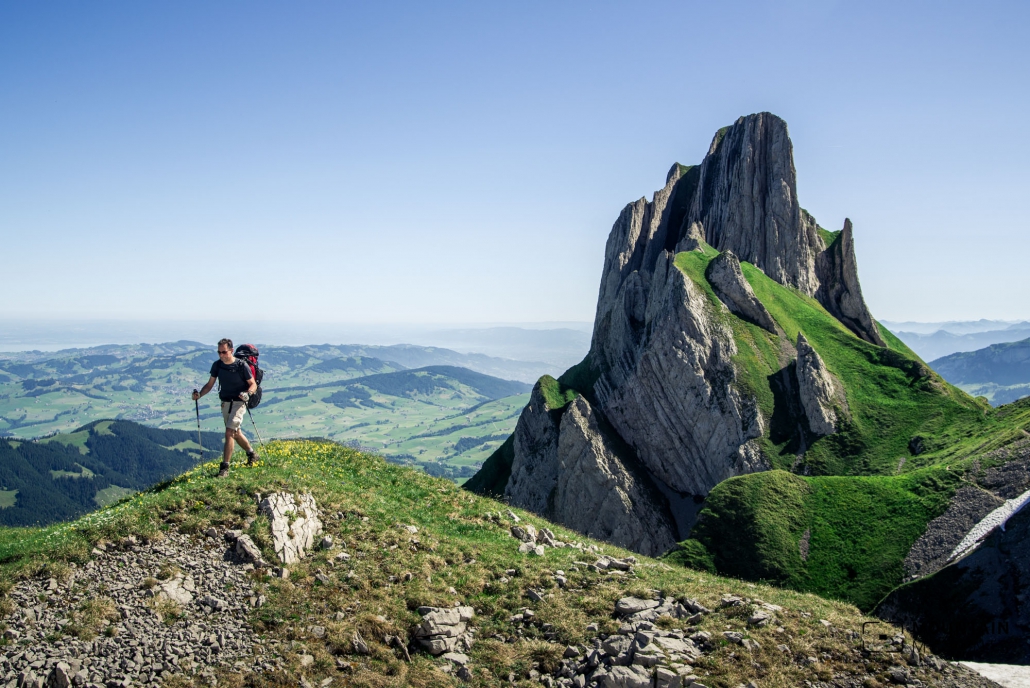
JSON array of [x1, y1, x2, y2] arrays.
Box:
[[192, 338, 259, 477]]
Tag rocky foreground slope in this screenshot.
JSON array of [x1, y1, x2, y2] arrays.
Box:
[[0, 442, 1003, 687]]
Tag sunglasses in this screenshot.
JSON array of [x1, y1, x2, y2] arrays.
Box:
[[218, 349, 231, 354]]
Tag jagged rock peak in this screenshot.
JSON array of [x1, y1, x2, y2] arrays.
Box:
[[705, 251, 778, 334], [795, 333, 840, 436], [685, 113, 822, 296], [815, 218, 885, 346]]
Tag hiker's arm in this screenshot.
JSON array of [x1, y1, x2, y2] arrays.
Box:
[[194, 377, 217, 400], [245, 376, 257, 396]]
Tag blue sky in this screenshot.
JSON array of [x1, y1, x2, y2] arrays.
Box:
[[2, 1, 1028, 325]]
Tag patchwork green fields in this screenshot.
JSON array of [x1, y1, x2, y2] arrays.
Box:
[[0, 342, 533, 481]]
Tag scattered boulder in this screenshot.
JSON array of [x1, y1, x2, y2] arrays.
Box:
[[234, 534, 266, 567], [413, 605, 475, 656]]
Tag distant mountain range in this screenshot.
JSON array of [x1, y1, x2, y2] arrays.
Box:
[[929, 338, 1030, 406], [883, 320, 1030, 361]]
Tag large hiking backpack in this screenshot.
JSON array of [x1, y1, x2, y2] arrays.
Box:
[[234, 344, 264, 408]]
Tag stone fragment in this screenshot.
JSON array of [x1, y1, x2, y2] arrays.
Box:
[[413, 606, 474, 656], [234, 534, 265, 566], [615, 597, 660, 616], [319, 536, 333, 550], [45, 663, 72, 688], [156, 574, 195, 605], [748, 610, 773, 627], [600, 665, 652, 688], [352, 631, 370, 655], [200, 595, 227, 611]]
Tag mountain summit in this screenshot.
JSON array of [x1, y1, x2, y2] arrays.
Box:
[[469, 113, 888, 552]]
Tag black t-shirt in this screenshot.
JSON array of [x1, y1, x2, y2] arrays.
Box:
[[210, 359, 253, 402]]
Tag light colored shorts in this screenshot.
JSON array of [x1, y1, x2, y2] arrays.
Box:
[[221, 401, 247, 430]]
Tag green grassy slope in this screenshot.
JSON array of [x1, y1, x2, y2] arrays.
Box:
[[0, 439, 948, 688], [671, 469, 961, 610], [668, 246, 1030, 609]]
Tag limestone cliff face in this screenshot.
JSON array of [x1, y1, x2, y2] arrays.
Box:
[[552, 397, 677, 557], [593, 253, 766, 497], [705, 250, 777, 334], [504, 382, 561, 515], [482, 112, 884, 556], [795, 333, 841, 436]]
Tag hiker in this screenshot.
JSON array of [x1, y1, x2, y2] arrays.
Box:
[[192, 338, 258, 477]]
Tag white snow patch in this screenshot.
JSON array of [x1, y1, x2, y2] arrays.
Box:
[[949, 486, 1030, 563], [960, 661, 1030, 688]]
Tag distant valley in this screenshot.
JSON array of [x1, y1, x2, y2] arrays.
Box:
[[0, 419, 223, 526], [929, 337, 1030, 405], [0, 342, 533, 483]]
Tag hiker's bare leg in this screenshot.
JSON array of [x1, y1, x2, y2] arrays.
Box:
[[223, 429, 236, 464], [233, 429, 252, 454]]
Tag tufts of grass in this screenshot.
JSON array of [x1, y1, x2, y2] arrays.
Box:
[[66, 596, 119, 639], [536, 375, 578, 413]]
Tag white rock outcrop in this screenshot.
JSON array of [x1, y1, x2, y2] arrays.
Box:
[[258, 492, 323, 565]]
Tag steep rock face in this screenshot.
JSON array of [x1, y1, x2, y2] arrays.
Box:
[[795, 333, 840, 436], [594, 254, 766, 496], [552, 397, 678, 556], [815, 219, 885, 346], [903, 484, 1005, 579], [684, 113, 822, 295], [704, 250, 777, 334], [504, 382, 562, 515]]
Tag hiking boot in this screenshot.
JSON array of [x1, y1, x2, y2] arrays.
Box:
[[246, 451, 258, 466], [217, 462, 230, 478]]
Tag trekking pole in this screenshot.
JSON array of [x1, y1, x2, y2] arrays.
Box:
[[193, 389, 203, 457], [246, 405, 265, 449]]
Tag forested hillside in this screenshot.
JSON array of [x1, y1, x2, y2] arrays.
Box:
[[0, 420, 222, 526]]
